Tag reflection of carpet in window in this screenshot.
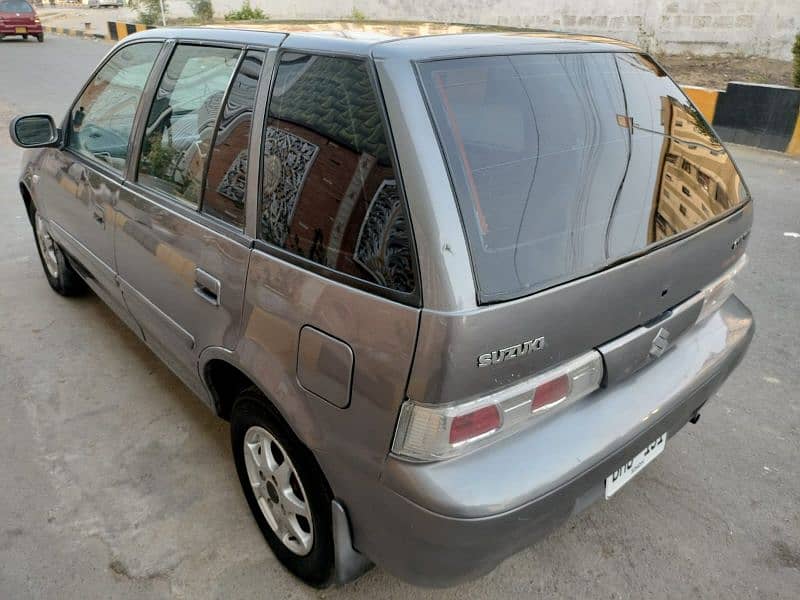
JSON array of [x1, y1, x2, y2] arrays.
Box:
[[354, 180, 414, 293], [216, 149, 248, 205], [261, 127, 318, 247]]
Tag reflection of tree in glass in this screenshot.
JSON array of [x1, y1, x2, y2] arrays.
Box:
[[143, 133, 179, 182]]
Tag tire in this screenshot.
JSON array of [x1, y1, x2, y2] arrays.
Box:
[[30, 204, 86, 296], [23, 34, 28, 40], [37, 33, 44, 43], [231, 388, 334, 587]]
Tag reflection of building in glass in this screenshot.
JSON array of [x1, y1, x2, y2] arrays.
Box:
[[261, 54, 414, 292], [649, 96, 741, 242], [202, 50, 265, 227], [354, 180, 414, 293]]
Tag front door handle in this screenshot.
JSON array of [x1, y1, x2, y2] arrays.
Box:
[[193, 267, 221, 306]]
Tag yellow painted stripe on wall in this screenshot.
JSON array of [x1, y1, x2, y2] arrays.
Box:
[[116, 22, 128, 41], [682, 85, 720, 124], [786, 111, 800, 156], [135, 23, 148, 32]]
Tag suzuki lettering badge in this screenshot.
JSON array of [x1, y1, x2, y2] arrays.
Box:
[[477, 337, 546, 367]]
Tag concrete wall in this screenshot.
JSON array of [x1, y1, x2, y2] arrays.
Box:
[[168, 0, 799, 59]]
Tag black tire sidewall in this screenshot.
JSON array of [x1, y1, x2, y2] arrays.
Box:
[[230, 390, 334, 587]]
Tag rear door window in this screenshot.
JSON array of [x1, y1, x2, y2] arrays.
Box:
[[259, 52, 416, 295], [418, 52, 747, 303]]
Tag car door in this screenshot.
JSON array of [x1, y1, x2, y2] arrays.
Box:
[[114, 42, 277, 395], [38, 41, 162, 329]]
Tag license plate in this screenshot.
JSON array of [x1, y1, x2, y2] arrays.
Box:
[[16, 27, 27, 33], [605, 433, 666, 498]]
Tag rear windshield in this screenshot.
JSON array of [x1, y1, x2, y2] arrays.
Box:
[[418, 52, 747, 303], [0, 0, 33, 11]]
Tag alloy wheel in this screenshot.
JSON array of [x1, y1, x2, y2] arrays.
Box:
[[243, 426, 314, 556]]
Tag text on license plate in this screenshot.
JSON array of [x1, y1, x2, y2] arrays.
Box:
[[16, 27, 27, 33], [605, 433, 666, 498]]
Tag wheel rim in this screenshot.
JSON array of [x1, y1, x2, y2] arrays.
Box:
[[243, 426, 314, 556], [34, 213, 59, 278]]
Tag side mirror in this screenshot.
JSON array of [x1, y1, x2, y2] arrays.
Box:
[[9, 114, 60, 149]]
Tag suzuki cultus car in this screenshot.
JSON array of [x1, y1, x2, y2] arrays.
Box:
[[10, 29, 754, 587]]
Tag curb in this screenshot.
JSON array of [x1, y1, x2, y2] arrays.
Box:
[[683, 83, 800, 156], [107, 20, 156, 41], [44, 25, 107, 41], [44, 20, 154, 42]]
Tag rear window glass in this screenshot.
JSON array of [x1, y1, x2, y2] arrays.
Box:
[[418, 52, 746, 303], [0, 0, 33, 11]]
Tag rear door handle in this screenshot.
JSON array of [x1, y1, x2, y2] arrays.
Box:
[[193, 267, 221, 306]]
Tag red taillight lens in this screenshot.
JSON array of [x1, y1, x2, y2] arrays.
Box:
[[448, 405, 501, 445], [532, 374, 570, 412]]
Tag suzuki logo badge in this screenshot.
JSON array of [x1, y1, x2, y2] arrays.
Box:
[[649, 327, 670, 358]]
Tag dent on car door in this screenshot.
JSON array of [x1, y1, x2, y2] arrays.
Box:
[[237, 52, 421, 522], [115, 45, 268, 398], [37, 41, 162, 330]]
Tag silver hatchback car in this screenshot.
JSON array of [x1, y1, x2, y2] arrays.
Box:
[[11, 28, 754, 587]]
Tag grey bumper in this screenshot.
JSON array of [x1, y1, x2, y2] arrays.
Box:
[[355, 295, 754, 587]]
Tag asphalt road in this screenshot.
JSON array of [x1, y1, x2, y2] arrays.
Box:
[[1, 35, 799, 600]]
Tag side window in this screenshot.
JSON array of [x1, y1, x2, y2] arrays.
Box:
[[260, 53, 416, 295], [68, 42, 161, 173], [201, 50, 265, 228], [138, 45, 241, 206]]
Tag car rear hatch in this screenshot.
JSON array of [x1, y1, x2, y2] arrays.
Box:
[[0, 1, 37, 26], [392, 50, 752, 461]]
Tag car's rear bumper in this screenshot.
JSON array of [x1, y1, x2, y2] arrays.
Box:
[[0, 24, 43, 35], [345, 295, 753, 587]]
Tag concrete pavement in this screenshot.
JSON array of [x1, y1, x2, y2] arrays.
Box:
[[1, 35, 799, 599]]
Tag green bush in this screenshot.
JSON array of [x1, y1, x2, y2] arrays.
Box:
[[136, 0, 167, 26], [793, 32, 800, 88], [224, 1, 266, 21], [351, 7, 366, 22], [188, 0, 214, 22]]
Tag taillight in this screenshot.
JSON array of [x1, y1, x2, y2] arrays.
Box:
[[448, 405, 501, 444], [392, 351, 604, 461], [697, 254, 747, 323], [532, 374, 569, 412]]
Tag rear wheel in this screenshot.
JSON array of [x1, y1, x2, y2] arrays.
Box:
[[36, 33, 44, 43], [23, 34, 28, 40], [231, 388, 334, 587], [31, 205, 85, 296]]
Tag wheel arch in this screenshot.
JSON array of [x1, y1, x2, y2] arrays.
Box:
[[19, 181, 34, 225], [199, 348, 317, 447]]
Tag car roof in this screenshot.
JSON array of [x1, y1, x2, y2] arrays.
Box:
[[124, 27, 641, 60]]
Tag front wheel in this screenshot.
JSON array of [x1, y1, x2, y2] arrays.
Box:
[[31, 205, 85, 296], [231, 388, 334, 587]]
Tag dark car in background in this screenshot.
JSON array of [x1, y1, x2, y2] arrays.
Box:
[[0, 0, 43, 42], [10, 28, 753, 587]]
